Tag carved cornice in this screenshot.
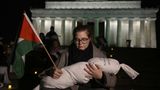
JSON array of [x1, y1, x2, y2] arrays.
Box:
[[45, 1, 141, 9], [31, 9, 159, 18]]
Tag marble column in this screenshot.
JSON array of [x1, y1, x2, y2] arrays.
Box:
[[150, 19, 157, 48], [94, 19, 99, 38], [117, 19, 121, 47], [129, 19, 135, 47], [139, 20, 145, 48]]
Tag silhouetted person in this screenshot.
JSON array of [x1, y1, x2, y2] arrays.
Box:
[[39, 32, 46, 44], [46, 26, 60, 51], [46, 26, 59, 41], [46, 39, 63, 63], [95, 36, 108, 52]]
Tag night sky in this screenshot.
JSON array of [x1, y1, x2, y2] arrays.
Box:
[[1, 0, 160, 47]]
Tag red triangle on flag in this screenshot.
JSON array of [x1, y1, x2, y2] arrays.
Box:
[[20, 13, 40, 43]]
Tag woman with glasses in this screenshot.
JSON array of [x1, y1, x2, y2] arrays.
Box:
[[41, 25, 116, 90]]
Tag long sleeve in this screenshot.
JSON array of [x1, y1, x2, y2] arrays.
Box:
[[93, 72, 108, 88]]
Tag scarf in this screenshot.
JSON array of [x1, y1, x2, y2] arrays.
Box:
[[68, 42, 93, 65]]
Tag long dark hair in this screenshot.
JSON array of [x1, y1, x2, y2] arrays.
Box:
[[68, 25, 94, 65]]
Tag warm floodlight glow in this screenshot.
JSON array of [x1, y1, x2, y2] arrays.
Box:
[[8, 84, 12, 89], [34, 71, 38, 75]]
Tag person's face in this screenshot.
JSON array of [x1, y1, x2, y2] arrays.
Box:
[[75, 30, 91, 50]]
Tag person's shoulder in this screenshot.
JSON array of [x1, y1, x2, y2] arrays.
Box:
[[92, 44, 100, 51], [92, 44, 107, 57], [59, 48, 68, 53], [60, 47, 69, 54]]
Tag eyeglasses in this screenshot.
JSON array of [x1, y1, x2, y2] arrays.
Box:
[[74, 38, 89, 44]]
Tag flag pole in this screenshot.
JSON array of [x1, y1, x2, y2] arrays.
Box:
[[24, 13, 57, 69]]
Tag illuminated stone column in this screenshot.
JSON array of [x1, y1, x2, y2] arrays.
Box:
[[150, 19, 157, 48], [41, 19, 45, 34], [106, 18, 110, 46], [72, 19, 76, 30], [140, 19, 145, 48], [54, 18, 64, 45], [32, 17, 43, 34], [32, 18, 39, 33], [144, 19, 151, 48], [117, 18, 129, 47], [83, 18, 87, 25], [44, 17, 52, 34], [129, 19, 133, 47], [94, 19, 99, 38], [122, 18, 129, 47], [64, 18, 74, 45], [107, 18, 118, 47], [61, 19, 65, 46], [132, 18, 140, 47], [104, 19, 107, 40], [51, 19, 55, 27], [135, 19, 141, 47], [117, 19, 121, 47]]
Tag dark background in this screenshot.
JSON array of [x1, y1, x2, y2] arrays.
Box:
[[1, 0, 160, 48], [1, 1, 159, 89]]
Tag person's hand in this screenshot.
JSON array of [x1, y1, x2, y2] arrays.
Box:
[[84, 63, 103, 79], [52, 68, 63, 79]]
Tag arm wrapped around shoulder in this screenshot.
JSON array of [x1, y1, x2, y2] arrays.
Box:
[[40, 58, 139, 89]]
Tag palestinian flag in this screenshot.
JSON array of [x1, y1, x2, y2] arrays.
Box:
[[13, 13, 42, 79]]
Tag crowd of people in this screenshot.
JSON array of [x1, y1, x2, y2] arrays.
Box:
[[39, 25, 116, 90], [1, 25, 114, 90], [18, 26, 63, 90], [0, 39, 14, 88]]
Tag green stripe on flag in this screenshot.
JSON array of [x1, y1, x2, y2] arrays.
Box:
[[13, 40, 38, 79]]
